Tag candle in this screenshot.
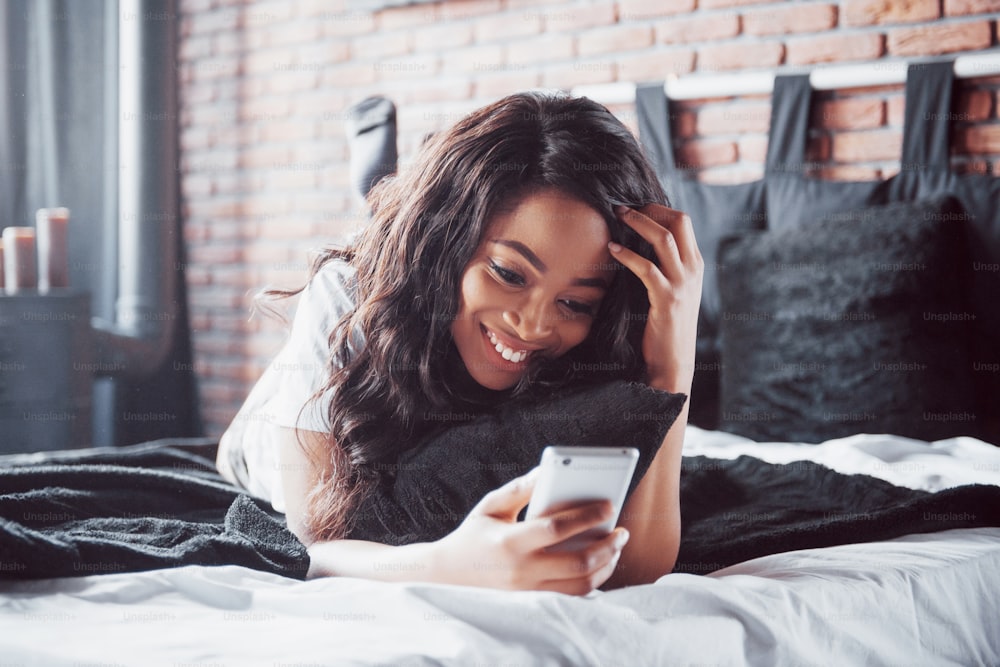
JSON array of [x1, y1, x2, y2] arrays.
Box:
[[36, 207, 70, 292], [2, 227, 37, 294]]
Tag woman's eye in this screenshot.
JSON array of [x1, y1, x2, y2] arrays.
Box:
[[489, 262, 524, 286], [560, 300, 596, 317]]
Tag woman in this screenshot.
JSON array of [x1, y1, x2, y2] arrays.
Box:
[[217, 91, 703, 594]]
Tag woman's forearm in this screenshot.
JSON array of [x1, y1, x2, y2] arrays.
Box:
[[306, 539, 442, 582], [604, 392, 687, 589]]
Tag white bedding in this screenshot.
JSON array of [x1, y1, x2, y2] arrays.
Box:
[[2, 428, 998, 666]]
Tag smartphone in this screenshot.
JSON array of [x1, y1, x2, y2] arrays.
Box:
[[524, 446, 639, 551]]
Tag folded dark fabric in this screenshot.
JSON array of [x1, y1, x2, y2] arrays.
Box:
[[0, 440, 309, 580], [675, 455, 1000, 574], [344, 381, 687, 545]]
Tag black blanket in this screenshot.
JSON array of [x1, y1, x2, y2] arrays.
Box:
[[2, 440, 999, 580]]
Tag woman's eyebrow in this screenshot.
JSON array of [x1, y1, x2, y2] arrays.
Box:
[[489, 238, 608, 289]]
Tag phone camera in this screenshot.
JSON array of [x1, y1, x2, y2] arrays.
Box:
[[562, 458, 571, 466]]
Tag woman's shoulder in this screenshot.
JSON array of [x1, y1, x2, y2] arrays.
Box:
[[309, 256, 358, 301]]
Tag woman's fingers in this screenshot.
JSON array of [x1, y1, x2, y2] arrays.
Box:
[[507, 498, 614, 554], [536, 528, 629, 595], [614, 204, 704, 287], [472, 467, 539, 521]]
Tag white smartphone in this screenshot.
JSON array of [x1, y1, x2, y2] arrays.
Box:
[[524, 446, 639, 551]]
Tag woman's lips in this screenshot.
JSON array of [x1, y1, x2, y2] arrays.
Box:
[[480, 324, 536, 366]]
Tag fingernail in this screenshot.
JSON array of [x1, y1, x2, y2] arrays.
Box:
[[615, 530, 630, 548], [608, 242, 622, 253], [614, 204, 629, 216]]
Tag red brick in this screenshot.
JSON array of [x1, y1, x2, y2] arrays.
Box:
[[807, 133, 833, 162], [675, 109, 697, 139], [697, 40, 784, 72], [376, 3, 439, 30], [179, 35, 213, 61], [321, 62, 378, 87], [578, 24, 654, 57], [394, 77, 476, 105], [816, 165, 882, 180], [815, 97, 885, 130], [181, 82, 216, 107], [298, 41, 352, 68], [188, 243, 243, 265], [619, 0, 695, 20], [887, 20, 992, 56], [832, 129, 904, 162], [474, 11, 543, 43], [264, 68, 320, 95], [956, 89, 994, 122], [843, 0, 939, 26], [944, 0, 1000, 15], [414, 22, 474, 52], [440, 0, 504, 20], [179, 0, 214, 14], [698, 165, 765, 184], [886, 93, 906, 126], [374, 53, 439, 81], [542, 60, 617, 89], [786, 32, 885, 65], [615, 49, 695, 82], [655, 13, 740, 44], [320, 11, 376, 37], [675, 139, 738, 169], [183, 7, 239, 35], [505, 33, 574, 67], [351, 31, 411, 60], [441, 43, 506, 74], [254, 118, 317, 143], [474, 70, 543, 99], [743, 4, 838, 36], [540, 3, 617, 32], [956, 125, 1000, 154], [699, 0, 775, 8], [737, 134, 769, 162], [696, 102, 771, 135]]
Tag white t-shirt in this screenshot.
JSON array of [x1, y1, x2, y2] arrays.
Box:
[[218, 260, 361, 511]]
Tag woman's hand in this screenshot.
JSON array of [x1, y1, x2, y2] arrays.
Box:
[[609, 204, 704, 394], [432, 469, 630, 596]]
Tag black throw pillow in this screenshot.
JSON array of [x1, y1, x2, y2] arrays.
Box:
[[344, 381, 686, 545], [716, 196, 979, 443]]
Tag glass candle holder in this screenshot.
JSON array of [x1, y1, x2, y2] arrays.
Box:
[[36, 207, 71, 292], [2, 227, 37, 294]]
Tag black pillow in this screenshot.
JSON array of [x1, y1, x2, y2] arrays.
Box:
[[716, 196, 979, 443], [344, 381, 686, 545]]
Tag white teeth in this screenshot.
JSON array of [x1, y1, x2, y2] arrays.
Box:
[[486, 329, 529, 364]]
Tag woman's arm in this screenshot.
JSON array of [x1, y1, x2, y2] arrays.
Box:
[[603, 203, 703, 588], [278, 426, 631, 594]]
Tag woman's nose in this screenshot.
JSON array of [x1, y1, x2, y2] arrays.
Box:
[[504, 294, 555, 341]]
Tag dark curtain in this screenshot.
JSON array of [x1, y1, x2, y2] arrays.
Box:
[[0, 0, 200, 447]]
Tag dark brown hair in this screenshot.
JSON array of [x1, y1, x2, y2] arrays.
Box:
[[289, 91, 667, 542]]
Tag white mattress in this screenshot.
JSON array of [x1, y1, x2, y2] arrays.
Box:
[[2, 428, 998, 666]]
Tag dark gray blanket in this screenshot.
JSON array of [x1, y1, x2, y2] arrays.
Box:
[[0, 439, 309, 579], [2, 439, 999, 580]]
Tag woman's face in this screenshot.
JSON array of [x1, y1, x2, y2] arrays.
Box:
[[451, 188, 616, 391]]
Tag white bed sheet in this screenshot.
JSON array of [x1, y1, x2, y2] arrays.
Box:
[[2, 429, 998, 667]]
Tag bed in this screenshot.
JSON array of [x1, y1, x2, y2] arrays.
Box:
[[2, 426, 999, 666], [4, 59, 999, 665]]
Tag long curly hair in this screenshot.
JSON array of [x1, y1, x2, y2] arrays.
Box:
[[288, 91, 668, 542]]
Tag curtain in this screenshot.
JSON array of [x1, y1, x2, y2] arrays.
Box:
[[0, 0, 200, 447]]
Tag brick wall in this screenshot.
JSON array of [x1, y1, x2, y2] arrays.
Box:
[[177, 0, 1000, 438]]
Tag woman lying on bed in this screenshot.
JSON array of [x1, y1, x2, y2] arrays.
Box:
[[216, 91, 703, 594]]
